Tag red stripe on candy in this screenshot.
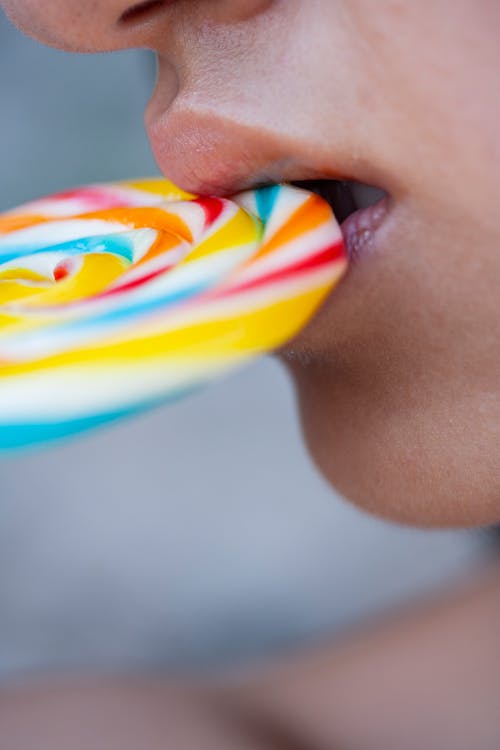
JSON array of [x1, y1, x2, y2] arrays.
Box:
[[96, 264, 174, 298], [195, 197, 224, 228], [215, 242, 345, 298], [53, 263, 70, 282]]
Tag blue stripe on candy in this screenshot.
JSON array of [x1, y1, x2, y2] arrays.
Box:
[[0, 233, 135, 265], [71, 281, 208, 331], [255, 185, 280, 224], [0, 386, 197, 453]]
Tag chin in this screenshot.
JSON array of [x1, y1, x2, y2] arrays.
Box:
[[283, 355, 500, 530]]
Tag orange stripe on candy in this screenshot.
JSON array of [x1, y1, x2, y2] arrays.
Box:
[[0, 215, 48, 235], [75, 207, 193, 242], [253, 194, 333, 261]]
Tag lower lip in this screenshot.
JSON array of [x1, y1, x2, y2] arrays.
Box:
[[340, 195, 390, 265]]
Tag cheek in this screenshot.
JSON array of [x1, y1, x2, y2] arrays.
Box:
[[1, 0, 71, 46], [285, 210, 500, 528]]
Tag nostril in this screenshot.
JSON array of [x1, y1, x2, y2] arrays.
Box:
[[119, 0, 167, 25]]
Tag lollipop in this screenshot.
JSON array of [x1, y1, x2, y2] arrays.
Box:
[[0, 179, 347, 451]]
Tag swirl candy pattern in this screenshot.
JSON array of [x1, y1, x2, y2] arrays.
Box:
[[0, 179, 347, 451]]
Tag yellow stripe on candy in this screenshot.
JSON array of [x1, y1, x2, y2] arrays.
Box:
[[20, 254, 129, 307], [0, 281, 335, 376], [185, 208, 261, 263], [124, 178, 195, 201]]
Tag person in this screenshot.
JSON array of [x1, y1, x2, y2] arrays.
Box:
[[1, 1, 499, 747]]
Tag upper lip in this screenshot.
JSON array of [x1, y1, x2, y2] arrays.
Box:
[[145, 74, 391, 210], [145, 100, 382, 199]]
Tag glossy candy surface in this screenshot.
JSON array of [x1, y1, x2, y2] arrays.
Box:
[[0, 179, 347, 451]]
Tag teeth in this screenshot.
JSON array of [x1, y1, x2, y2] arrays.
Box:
[[348, 182, 386, 210]]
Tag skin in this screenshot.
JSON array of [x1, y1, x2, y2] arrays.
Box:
[[1, 1, 500, 747], [2, 563, 500, 749], [2, 0, 500, 527]]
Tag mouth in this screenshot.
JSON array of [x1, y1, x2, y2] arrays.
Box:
[[291, 179, 389, 263]]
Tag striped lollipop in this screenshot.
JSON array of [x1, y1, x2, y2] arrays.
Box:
[[0, 178, 347, 451]]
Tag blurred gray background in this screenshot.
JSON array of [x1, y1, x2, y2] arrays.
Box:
[[0, 10, 489, 681]]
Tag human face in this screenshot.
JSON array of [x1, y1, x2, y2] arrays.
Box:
[[2, 0, 500, 526]]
